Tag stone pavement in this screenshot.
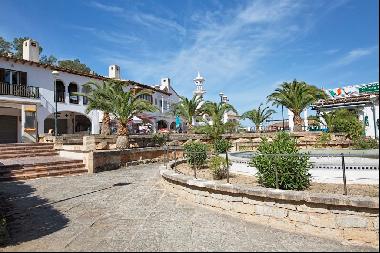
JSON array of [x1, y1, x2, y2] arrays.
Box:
[[0, 164, 376, 252]]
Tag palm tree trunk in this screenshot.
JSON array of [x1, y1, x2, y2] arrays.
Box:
[[293, 114, 303, 132], [255, 123, 260, 133], [116, 121, 129, 149], [101, 112, 111, 135]]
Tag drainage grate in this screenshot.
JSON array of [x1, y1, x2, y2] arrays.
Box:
[[311, 164, 379, 170]]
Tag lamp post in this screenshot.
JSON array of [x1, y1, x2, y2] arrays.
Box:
[[219, 92, 224, 104], [52, 70, 59, 136]]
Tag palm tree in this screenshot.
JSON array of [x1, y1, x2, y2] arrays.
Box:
[[200, 101, 238, 140], [241, 104, 275, 132], [108, 86, 158, 149], [175, 95, 204, 129], [267, 79, 325, 132], [78, 80, 123, 135]]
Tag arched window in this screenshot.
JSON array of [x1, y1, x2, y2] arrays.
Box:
[[170, 122, 176, 130], [137, 94, 153, 104], [55, 80, 65, 102], [82, 85, 90, 105], [157, 120, 168, 130], [68, 82, 79, 104]]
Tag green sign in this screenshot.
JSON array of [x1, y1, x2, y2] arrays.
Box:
[[359, 82, 379, 94]]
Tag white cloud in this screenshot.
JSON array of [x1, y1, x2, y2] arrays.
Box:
[[90, 1, 124, 13], [96, 0, 351, 115], [130, 13, 186, 36], [237, 0, 302, 24], [68, 25, 141, 46], [333, 47, 377, 66]]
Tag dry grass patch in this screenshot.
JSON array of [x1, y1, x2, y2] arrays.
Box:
[[174, 163, 378, 197]]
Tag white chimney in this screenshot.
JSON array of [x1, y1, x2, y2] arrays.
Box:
[[160, 77, 170, 92], [109, 64, 120, 79], [23, 39, 40, 62]]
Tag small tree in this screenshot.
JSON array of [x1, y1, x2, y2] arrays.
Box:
[[214, 139, 232, 154], [242, 104, 275, 132], [152, 133, 169, 147], [76, 80, 124, 135], [184, 141, 208, 178], [109, 87, 158, 149], [200, 101, 237, 140], [175, 95, 204, 129], [58, 59, 92, 73], [268, 80, 325, 131], [0, 36, 12, 55], [320, 109, 364, 140], [250, 132, 311, 190], [208, 156, 229, 180]]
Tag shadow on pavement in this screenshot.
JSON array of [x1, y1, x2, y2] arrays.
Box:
[[0, 180, 69, 246]]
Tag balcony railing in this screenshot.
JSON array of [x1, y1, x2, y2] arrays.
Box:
[[0, 82, 40, 99]]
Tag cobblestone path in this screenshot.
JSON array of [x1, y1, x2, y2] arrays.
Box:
[[0, 164, 376, 252]]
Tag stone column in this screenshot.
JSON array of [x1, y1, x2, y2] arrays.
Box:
[[303, 109, 308, 131], [83, 135, 96, 151], [21, 104, 26, 143], [91, 110, 100, 134], [65, 84, 69, 104], [288, 109, 294, 132]]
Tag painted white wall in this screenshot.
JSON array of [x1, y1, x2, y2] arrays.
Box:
[[0, 60, 101, 136], [108, 65, 120, 79], [1, 58, 183, 137], [363, 103, 379, 138], [23, 39, 39, 62]]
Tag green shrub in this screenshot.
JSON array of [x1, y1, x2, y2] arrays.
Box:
[[0, 214, 8, 246], [184, 141, 208, 173], [322, 109, 364, 140], [191, 125, 208, 134], [208, 156, 230, 180], [152, 133, 169, 146], [353, 137, 379, 150], [250, 132, 311, 190], [213, 139, 232, 154], [314, 132, 332, 148]]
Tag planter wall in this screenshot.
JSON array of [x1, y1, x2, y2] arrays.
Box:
[[161, 160, 379, 248]]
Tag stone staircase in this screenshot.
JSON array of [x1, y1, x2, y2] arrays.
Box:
[[0, 143, 87, 181], [0, 143, 58, 159]]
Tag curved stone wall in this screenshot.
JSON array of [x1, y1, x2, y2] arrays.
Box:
[[160, 160, 379, 248]]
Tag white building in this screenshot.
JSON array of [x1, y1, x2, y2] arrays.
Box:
[[312, 82, 379, 139], [0, 39, 181, 143], [191, 72, 239, 127]]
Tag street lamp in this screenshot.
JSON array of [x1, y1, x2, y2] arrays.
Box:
[[52, 70, 59, 136], [219, 92, 224, 103]]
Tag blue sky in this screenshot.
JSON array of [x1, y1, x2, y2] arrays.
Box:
[[1, 0, 379, 125]]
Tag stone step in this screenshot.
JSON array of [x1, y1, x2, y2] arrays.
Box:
[[0, 146, 54, 153], [0, 148, 56, 155], [0, 143, 54, 150], [0, 151, 59, 159], [0, 167, 87, 181], [0, 163, 85, 176], [0, 142, 53, 147], [0, 160, 83, 171]]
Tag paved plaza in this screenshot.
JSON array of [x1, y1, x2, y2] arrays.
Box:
[[0, 164, 376, 252]]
